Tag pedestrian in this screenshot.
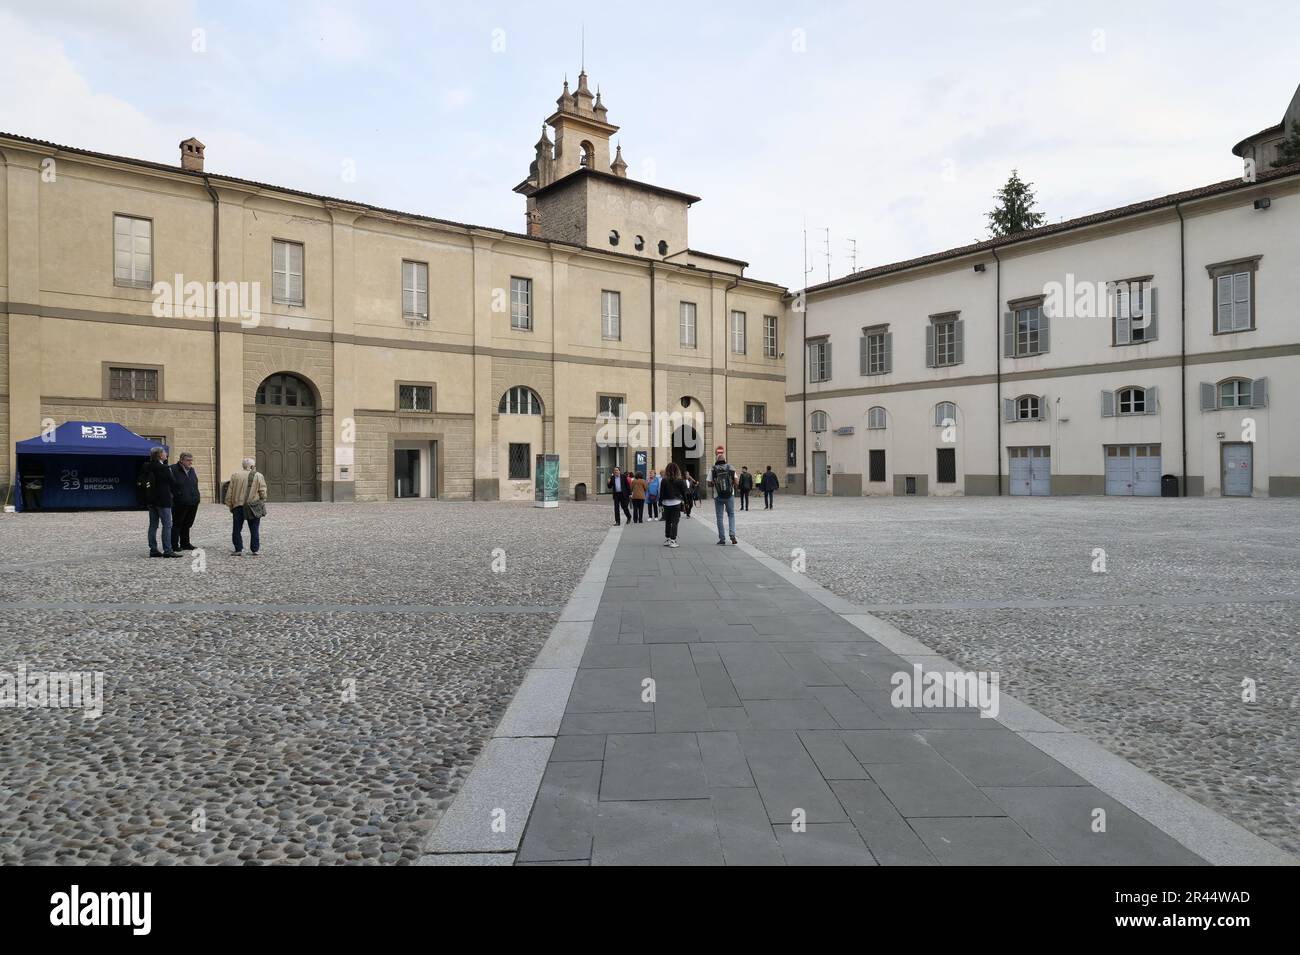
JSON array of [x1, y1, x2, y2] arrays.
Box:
[[659, 462, 686, 548], [646, 469, 661, 521], [707, 446, 738, 545], [606, 466, 632, 525], [738, 466, 753, 511], [142, 446, 181, 558], [630, 471, 647, 524], [761, 465, 780, 509], [224, 456, 267, 556], [170, 451, 201, 552], [683, 472, 696, 519]]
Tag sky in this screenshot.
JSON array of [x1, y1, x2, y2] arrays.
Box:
[[1, 0, 1296, 288]]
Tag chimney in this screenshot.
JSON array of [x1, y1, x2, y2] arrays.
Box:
[[179, 137, 205, 172]]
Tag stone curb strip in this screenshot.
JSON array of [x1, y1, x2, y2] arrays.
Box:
[[727, 527, 1296, 867], [418, 526, 622, 864]]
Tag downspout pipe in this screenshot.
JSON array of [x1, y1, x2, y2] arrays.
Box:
[[723, 273, 741, 493], [991, 247, 1002, 496], [802, 291, 808, 495], [203, 175, 222, 502], [1176, 202, 1187, 496], [649, 260, 656, 470]]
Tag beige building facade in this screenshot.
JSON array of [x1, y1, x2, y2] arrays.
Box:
[[0, 72, 787, 505]]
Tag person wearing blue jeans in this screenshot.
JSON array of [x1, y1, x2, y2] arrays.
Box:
[[707, 446, 738, 545], [224, 457, 268, 556], [142, 446, 181, 558]]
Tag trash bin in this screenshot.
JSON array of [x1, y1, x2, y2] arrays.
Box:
[[1161, 474, 1179, 497], [574, 482, 587, 502]]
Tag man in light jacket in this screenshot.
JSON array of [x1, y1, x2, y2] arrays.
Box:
[[224, 457, 268, 556]]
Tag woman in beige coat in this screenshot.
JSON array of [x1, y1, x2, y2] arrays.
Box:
[[224, 457, 268, 556]]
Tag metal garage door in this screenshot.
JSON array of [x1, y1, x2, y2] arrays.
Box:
[[1105, 444, 1161, 496], [1009, 447, 1050, 495], [1222, 443, 1253, 497]]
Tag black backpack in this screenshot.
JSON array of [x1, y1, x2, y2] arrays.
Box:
[[712, 462, 734, 498]]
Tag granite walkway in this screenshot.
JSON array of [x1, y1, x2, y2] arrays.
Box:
[[423, 509, 1294, 866]]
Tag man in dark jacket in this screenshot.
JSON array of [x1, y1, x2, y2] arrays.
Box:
[[737, 466, 754, 511], [607, 467, 632, 525], [143, 447, 181, 558], [760, 465, 780, 509], [170, 451, 201, 552]]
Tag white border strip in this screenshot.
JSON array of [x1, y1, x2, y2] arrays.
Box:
[[733, 536, 1297, 867], [420, 526, 621, 862]]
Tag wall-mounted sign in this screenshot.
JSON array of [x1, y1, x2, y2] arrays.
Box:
[[834, 426, 855, 436]]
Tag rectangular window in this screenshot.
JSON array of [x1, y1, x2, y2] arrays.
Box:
[[1215, 271, 1253, 333], [1113, 281, 1153, 344], [510, 277, 533, 330], [508, 443, 531, 480], [869, 449, 886, 483], [763, 315, 778, 358], [933, 317, 958, 366], [272, 239, 304, 305], [679, 302, 697, 347], [745, 403, 766, 425], [597, 394, 625, 417], [808, 340, 831, 382], [936, 447, 956, 484], [861, 328, 890, 375], [113, 215, 152, 289], [109, 366, 159, 401], [1015, 305, 1042, 356], [786, 438, 797, 468], [602, 290, 621, 340], [402, 261, 429, 320], [1219, 379, 1252, 408], [398, 384, 433, 412], [730, 310, 746, 354]]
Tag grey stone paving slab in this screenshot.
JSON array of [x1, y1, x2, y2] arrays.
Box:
[[811, 685, 889, 729], [708, 707, 752, 731], [600, 733, 708, 801], [797, 731, 870, 780], [712, 787, 785, 865], [716, 645, 814, 700], [591, 799, 724, 866], [909, 817, 1059, 866], [694, 660, 743, 707], [830, 780, 938, 865], [921, 729, 1088, 788], [738, 731, 849, 824], [558, 711, 655, 735], [866, 760, 1005, 818], [516, 760, 601, 863], [781, 651, 844, 686], [550, 735, 606, 762], [698, 732, 755, 788], [743, 699, 839, 730], [983, 786, 1206, 866], [841, 730, 946, 765], [580, 644, 651, 669], [566, 667, 651, 713], [424, 737, 554, 854], [774, 824, 877, 865]]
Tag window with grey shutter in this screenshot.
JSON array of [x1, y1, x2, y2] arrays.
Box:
[[925, 324, 936, 368], [1142, 287, 1158, 342], [1251, 377, 1269, 408], [602, 290, 621, 340], [113, 215, 153, 289], [1101, 390, 1115, 417], [1003, 312, 1015, 358], [883, 332, 892, 373], [402, 261, 428, 320], [1038, 312, 1050, 353], [861, 328, 889, 375], [273, 239, 304, 305], [1199, 382, 1216, 411], [1003, 398, 1016, 421], [953, 319, 964, 364], [1114, 285, 1131, 345], [1215, 271, 1252, 332], [1145, 385, 1158, 415], [824, 341, 832, 380]]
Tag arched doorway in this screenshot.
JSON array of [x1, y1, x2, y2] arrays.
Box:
[[672, 424, 701, 483], [498, 386, 544, 502], [255, 373, 318, 502]]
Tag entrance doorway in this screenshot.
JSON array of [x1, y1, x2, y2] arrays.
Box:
[[255, 373, 318, 502], [1221, 442, 1253, 497], [671, 424, 702, 483], [394, 440, 436, 498], [596, 444, 626, 493], [813, 451, 828, 494], [1009, 446, 1051, 495]]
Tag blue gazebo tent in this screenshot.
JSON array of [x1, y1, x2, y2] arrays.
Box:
[[13, 421, 165, 511]]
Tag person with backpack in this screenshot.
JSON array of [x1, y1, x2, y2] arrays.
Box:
[[707, 446, 738, 546], [761, 465, 780, 509], [224, 457, 268, 556], [629, 472, 648, 524], [141, 446, 181, 558], [737, 466, 754, 511], [646, 469, 661, 521], [682, 473, 696, 519], [658, 462, 687, 548]]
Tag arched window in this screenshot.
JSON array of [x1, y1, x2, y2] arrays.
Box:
[[256, 373, 314, 408], [499, 386, 543, 415], [810, 410, 828, 433], [657, 240, 669, 256], [934, 401, 956, 427], [1217, 378, 1252, 409], [608, 229, 620, 246], [867, 406, 886, 430], [1117, 387, 1146, 415], [1016, 395, 1041, 420], [634, 235, 645, 251], [580, 141, 593, 168]]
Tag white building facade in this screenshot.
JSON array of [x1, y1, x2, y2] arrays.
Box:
[[785, 141, 1300, 498]]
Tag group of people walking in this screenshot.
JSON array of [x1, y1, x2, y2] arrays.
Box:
[[138, 448, 268, 558], [606, 448, 780, 547]]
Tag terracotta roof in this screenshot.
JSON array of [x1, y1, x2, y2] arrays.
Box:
[[805, 162, 1300, 296]]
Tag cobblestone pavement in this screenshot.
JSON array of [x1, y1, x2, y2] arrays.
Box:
[[736, 494, 1300, 856], [0, 501, 609, 864]]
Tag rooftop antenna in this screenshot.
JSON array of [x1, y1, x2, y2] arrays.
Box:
[[820, 227, 831, 282], [847, 238, 858, 274], [581, 24, 585, 71]]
